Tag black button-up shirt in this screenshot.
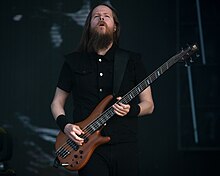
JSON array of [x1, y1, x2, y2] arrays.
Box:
[[57, 45, 147, 143]]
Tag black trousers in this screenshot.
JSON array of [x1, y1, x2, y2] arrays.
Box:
[[78, 142, 139, 176]]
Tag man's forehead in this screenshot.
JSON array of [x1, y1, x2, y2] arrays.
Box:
[[92, 5, 113, 14]]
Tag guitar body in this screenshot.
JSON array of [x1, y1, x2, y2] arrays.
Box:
[[55, 95, 113, 171]]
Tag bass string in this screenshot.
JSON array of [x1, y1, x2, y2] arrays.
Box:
[[56, 114, 108, 154]]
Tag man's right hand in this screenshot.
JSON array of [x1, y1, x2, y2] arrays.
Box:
[[64, 124, 84, 145]]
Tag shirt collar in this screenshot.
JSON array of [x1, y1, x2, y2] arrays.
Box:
[[90, 44, 118, 61]]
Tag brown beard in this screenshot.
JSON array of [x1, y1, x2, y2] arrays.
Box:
[[87, 25, 113, 53]]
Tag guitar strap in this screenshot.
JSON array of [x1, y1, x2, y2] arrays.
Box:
[[113, 49, 129, 97]]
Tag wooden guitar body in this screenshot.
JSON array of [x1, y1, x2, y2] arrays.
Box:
[[55, 95, 113, 171]]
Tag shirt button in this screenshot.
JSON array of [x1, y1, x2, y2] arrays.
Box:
[[98, 58, 102, 62], [99, 72, 103, 76], [99, 88, 103, 92]]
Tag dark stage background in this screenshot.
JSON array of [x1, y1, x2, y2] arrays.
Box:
[[0, 0, 219, 176]]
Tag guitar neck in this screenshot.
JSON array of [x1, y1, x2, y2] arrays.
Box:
[[119, 51, 184, 104]]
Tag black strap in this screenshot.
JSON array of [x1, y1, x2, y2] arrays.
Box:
[[113, 49, 129, 96]]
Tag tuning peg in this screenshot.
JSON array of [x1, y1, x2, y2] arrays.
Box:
[[184, 61, 188, 67], [196, 53, 200, 57], [190, 57, 194, 63]]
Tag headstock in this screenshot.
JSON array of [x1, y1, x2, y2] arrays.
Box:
[[178, 44, 199, 67]]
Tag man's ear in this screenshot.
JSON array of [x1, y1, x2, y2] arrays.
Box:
[[114, 25, 116, 31]]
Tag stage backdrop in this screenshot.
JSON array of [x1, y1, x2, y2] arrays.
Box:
[[0, 0, 219, 176]]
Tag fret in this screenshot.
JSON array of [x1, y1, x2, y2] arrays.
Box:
[[101, 114, 110, 122], [128, 94, 133, 100], [99, 116, 105, 124], [160, 67, 163, 74], [149, 77, 152, 83], [140, 80, 148, 90], [161, 64, 167, 72], [137, 86, 141, 93], [106, 108, 115, 118], [95, 107, 115, 127], [156, 70, 161, 77], [153, 72, 158, 80], [123, 95, 131, 104], [150, 73, 156, 82], [90, 124, 96, 131], [94, 121, 101, 128], [133, 87, 140, 95], [90, 120, 101, 132], [130, 92, 135, 99]]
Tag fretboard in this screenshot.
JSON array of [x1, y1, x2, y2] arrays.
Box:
[[120, 51, 184, 104]]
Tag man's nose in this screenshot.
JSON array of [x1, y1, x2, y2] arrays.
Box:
[[99, 16, 104, 21]]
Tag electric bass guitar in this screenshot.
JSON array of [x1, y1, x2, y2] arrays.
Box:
[[54, 44, 199, 171]]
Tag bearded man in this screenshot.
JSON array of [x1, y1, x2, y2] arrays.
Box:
[[51, 2, 154, 176]]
